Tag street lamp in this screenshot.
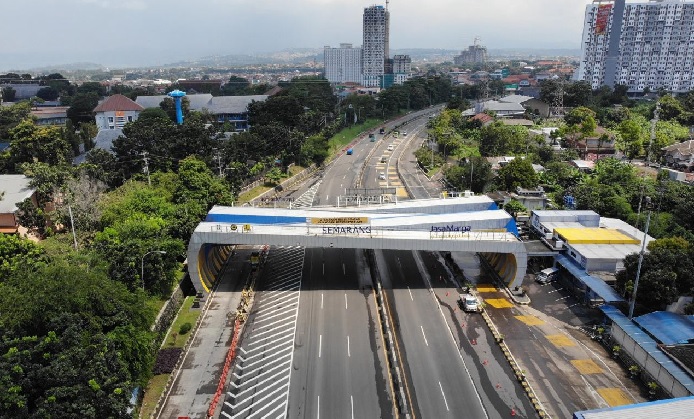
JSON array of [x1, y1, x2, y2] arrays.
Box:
[[141, 250, 166, 290]]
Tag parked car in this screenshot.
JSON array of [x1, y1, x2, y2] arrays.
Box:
[[536, 267, 559, 284], [379, 172, 386, 180]]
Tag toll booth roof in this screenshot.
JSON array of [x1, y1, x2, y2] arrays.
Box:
[[554, 228, 640, 245]]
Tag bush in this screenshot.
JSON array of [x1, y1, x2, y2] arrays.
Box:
[[152, 347, 183, 375], [179, 322, 192, 335]]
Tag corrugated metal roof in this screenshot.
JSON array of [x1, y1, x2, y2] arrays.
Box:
[[634, 312, 694, 345], [574, 396, 694, 419], [600, 306, 694, 396], [555, 254, 625, 303], [0, 175, 34, 213]]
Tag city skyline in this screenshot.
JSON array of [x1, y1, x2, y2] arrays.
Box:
[[0, 0, 588, 70]]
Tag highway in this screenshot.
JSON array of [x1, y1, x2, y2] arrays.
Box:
[[376, 249, 489, 418], [287, 247, 391, 419]]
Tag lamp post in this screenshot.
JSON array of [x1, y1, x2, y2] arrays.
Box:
[[141, 250, 166, 291]]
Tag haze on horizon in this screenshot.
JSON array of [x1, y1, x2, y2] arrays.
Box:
[[0, 0, 587, 71]]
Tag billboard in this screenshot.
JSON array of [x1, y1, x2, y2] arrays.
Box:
[[310, 217, 369, 225], [595, 4, 613, 35]]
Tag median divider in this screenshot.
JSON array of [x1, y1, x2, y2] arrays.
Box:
[[365, 249, 412, 419]]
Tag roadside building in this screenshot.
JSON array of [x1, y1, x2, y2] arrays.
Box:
[[93, 94, 144, 131], [135, 94, 268, 132], [574, 396, 694, 418], [662, 139, 694, 171], [0, 175, 36, 234], [529, 210, 654, 306]]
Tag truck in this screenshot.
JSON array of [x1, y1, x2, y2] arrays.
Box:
[[459, 288, 482, 313], [535, 267, 559, 284]]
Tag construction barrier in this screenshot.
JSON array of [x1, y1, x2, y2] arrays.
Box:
[[207, 319, 241, 418]]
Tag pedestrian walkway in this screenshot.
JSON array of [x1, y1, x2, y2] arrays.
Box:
[[221, 246, 305, 419]]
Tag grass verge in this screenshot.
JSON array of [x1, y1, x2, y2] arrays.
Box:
[[236, 165, 306, 203], [327, 119, 383, 154], [139, 374, 168, 419], [165, 296, 201, 348]]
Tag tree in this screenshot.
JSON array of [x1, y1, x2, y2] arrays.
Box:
[[221, 76, 251, 96], [568, 180, 633, 219], [443, 156, 491, 193], [1, 86, 16, 102], [8, 120, 74, 170], [36, 86, 59, 101], [617, 119, 646, 160], [138, 107, 169, 122], [66, 92, 99, 125], [479, 122, 529, 157], [495, 158, 539, 191], [504, 199, 528, 217]]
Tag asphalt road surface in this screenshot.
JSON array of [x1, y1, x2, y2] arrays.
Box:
[[376, 249, 489, 418], [287, 247, 391, 419]]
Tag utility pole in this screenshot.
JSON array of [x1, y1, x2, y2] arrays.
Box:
[[213, 148, 224, 177], [629, 197, 652, 320], [636, 101, 660, 229], [141, 151, 151, 187]]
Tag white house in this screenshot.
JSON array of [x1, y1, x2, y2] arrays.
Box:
[[93, 94, 144, 131]]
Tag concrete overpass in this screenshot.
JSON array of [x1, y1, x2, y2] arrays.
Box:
[[187, 196, 527, 294]]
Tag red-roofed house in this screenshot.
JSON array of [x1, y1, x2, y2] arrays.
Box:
[[93, 94, 144, 130]]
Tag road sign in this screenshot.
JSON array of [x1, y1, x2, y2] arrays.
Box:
[[346, 187, 396, 196], [310, 217, 370, 225]]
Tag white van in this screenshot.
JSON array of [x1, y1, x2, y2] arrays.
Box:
[[536, 267, 559, 284]]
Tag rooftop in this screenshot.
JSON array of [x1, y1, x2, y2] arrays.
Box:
[[93, 94, 144, 113], [0, 175, 34, 214], [554, 228, 640, 245]]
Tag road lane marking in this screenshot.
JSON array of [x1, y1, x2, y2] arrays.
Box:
[[546, 334, 576, 347], [420, 325, 429, 346], [351, 395, 354, 419], [347, 335, 350, 357], [321, 293, 323, 309], [317, 396, 320, 419], [571, 359, 604, 374], [438, 381, 450, 411], [345, 293, 348, 309], [326, 195, 329, 201], [597, 388, 631, 407], [319, 334, 322, 358], [515, 315, 545, 326], [407, 286, 413, 301], [343, 263, 346, 275], [485, 298, 514, 308], [556, 296, 570, 301]]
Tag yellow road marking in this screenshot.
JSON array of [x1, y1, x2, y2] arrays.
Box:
[[485, 298, 514, 308], [396, 187, 408, 198], [476, 284, 497, 293], [597, 388, 631, 406], [546, 334, 576, 347], [571, 359, 604, 374], [515, 315, 545, 326]]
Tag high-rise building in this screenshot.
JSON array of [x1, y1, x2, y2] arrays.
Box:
[[577, 0, 694, 93], [362, 5, 390, 87], [324, 44, 363, 84], [453, 43, 488, 65]]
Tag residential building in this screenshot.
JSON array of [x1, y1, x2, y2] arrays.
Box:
[[453, 43, 488, 65], [0, 175, 36, 234], [391, 54, 411, 74], [362, 5, 390, 87], [577, 0, 694, 93], [135, 94, 268, 132], [30, 106, 70, 125], [324, 44, 363, 84], [93, 94, 144, 131], [662, 139, 694, 170]]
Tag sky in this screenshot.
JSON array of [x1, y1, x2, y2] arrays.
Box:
[[0, 0, 590, 70]]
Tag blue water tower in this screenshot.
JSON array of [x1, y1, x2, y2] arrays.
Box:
[[168, 90, 186, 125]]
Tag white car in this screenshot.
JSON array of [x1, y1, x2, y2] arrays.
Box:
[[379, 172, 386, 180], [387, 145, 394, 151], [401, 131, 407, 136]]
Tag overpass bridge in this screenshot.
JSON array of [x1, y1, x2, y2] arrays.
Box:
[[187, 195, 527, 293]]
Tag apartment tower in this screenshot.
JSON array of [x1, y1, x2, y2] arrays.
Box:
[[324, 43, 363, 84], [362, 5, 390, 87], [577, 0, 694, 93]]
